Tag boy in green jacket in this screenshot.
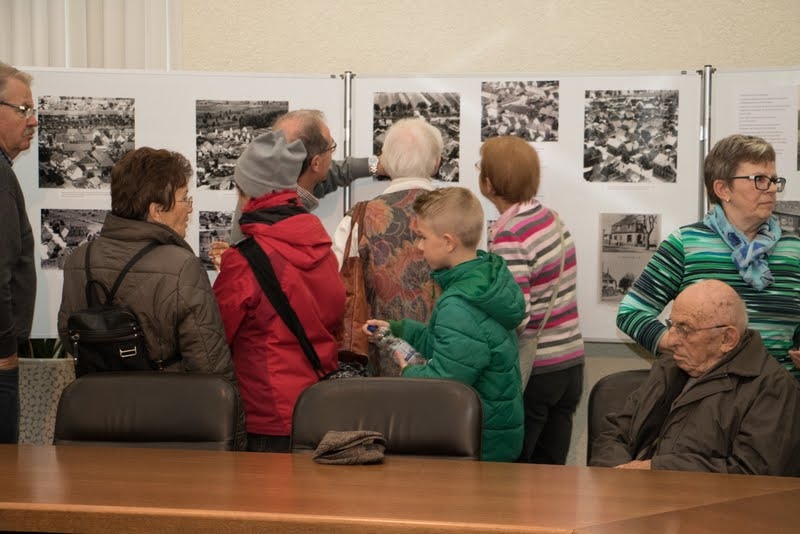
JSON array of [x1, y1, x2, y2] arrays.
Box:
[[364, 187, 526, 461]]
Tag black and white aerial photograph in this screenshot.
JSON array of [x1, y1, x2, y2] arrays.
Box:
[[775, 201, 800, 236], [373, 92, 461, 182], [40, 208, 106, 270], [486, 218, 497, 248], [196, 100, 288, 190], [198, 210, 233, 270], [481, 81, 559, 142], [599, 213, 661, 302], [37, 96, 135, 189], [584, 89, 679, 184]]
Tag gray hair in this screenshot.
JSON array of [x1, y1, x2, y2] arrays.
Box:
[[704, 134, 775, 205], [0, 61, 33, 99], [381, 117, 443, 179], [275, 109, 329, 172]]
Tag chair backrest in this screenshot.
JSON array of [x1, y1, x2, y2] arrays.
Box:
[[54, 372, 238, 451], [586, 368, 650, 464], [291, 377, 482, 460]]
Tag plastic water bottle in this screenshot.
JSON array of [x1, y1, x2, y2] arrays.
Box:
[[367, 325, 425, 366]]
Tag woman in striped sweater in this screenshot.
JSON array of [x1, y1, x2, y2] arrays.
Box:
[[618, 134, 800, 379], [479, 136, 585, 465]]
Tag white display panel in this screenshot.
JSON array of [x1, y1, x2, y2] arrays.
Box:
[[15, 68, 706, 342], [17, 68, 342, 337], [351, 73, 702, 342], [711, 67, 800, 201]]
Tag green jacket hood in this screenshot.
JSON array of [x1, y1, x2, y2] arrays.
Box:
[[431, 251, 526, 330]]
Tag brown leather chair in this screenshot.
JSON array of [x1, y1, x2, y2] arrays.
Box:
[[586, 368, 650, 464], [291, 377, 482, 460], [54, 372, 239, 451]]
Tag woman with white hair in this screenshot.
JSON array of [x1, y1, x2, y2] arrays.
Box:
[[332, 117, 442, 375]]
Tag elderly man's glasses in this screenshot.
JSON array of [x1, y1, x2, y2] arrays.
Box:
[[0, 101, 37, 119], [177, 195, 193, 207], [325, 140, 337, 153], [730, 174, 786, 192], [665, 318, 729, 338]]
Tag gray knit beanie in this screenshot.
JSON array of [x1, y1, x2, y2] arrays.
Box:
[[233, 130, 307, 198]]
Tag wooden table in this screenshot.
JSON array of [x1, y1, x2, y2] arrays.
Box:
[[1, 444, 798, 533], [574, 488, 799, 534]]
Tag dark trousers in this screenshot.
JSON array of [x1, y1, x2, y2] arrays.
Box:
[[517, 364, 584, 465], [0, 367, 19, 444], [246, 433, 291, 453], [0, 340, 27, 444]]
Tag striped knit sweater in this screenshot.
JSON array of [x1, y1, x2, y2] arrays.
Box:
[[489, 200, 585, 375], [617, 221, 800, 377]]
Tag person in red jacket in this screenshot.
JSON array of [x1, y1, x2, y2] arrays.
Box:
[[214, 130, 345, 453]]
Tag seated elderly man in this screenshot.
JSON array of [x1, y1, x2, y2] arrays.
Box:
[[591, 279, 800, 476]]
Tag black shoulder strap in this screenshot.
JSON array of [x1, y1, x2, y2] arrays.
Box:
[[84, 240, 110, 307], [84, 240, 161, 306], [234, 237, 324, 378], [108, 241, 161, 302]]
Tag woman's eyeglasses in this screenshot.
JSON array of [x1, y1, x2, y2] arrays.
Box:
[[730, 174, 786, 192]]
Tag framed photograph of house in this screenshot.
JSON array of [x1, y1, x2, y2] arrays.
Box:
[[599, 213, 661, 302], [584, 89, 679, 184], [774, 201, 800, 235], [37, 96, 135, 189]]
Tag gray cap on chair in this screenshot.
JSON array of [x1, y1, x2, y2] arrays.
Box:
[[312, 430, 387, 465]]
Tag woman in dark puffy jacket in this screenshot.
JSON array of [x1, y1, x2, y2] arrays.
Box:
[[57, 147, 244, 448]]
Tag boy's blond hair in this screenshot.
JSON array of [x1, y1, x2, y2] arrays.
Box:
[[413, 187, 484, 249]]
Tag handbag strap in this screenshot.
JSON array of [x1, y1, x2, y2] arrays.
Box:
[[534, 215, 567, 340], [84, 240, 160, 306], [341, 201, 368, 265], [234, 237, 325, 379]]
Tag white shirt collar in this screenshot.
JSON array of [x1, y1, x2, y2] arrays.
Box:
[[381, 177, 435, 195]]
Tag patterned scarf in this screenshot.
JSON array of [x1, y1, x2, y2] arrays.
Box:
[[703, 204, 780, 290]]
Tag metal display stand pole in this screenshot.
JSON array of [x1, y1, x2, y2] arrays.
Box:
[[341, 70, 355, 213], [698, 64, 715, 215]]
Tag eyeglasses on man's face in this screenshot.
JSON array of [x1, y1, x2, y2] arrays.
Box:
[[177, 195, 193, 207], [324, 140, 337, 153], [0, 101, 37, 119], [730, 174, 786, 193], [665, 318, 729, 338]]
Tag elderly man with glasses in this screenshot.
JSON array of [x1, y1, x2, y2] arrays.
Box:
[[591, 279, 800, 476], [0, 62, 38, 444], [212, 109, 382, 268], [225, 109, 379, 242]]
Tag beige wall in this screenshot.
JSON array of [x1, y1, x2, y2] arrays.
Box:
[[182, 0, 800, 74]]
